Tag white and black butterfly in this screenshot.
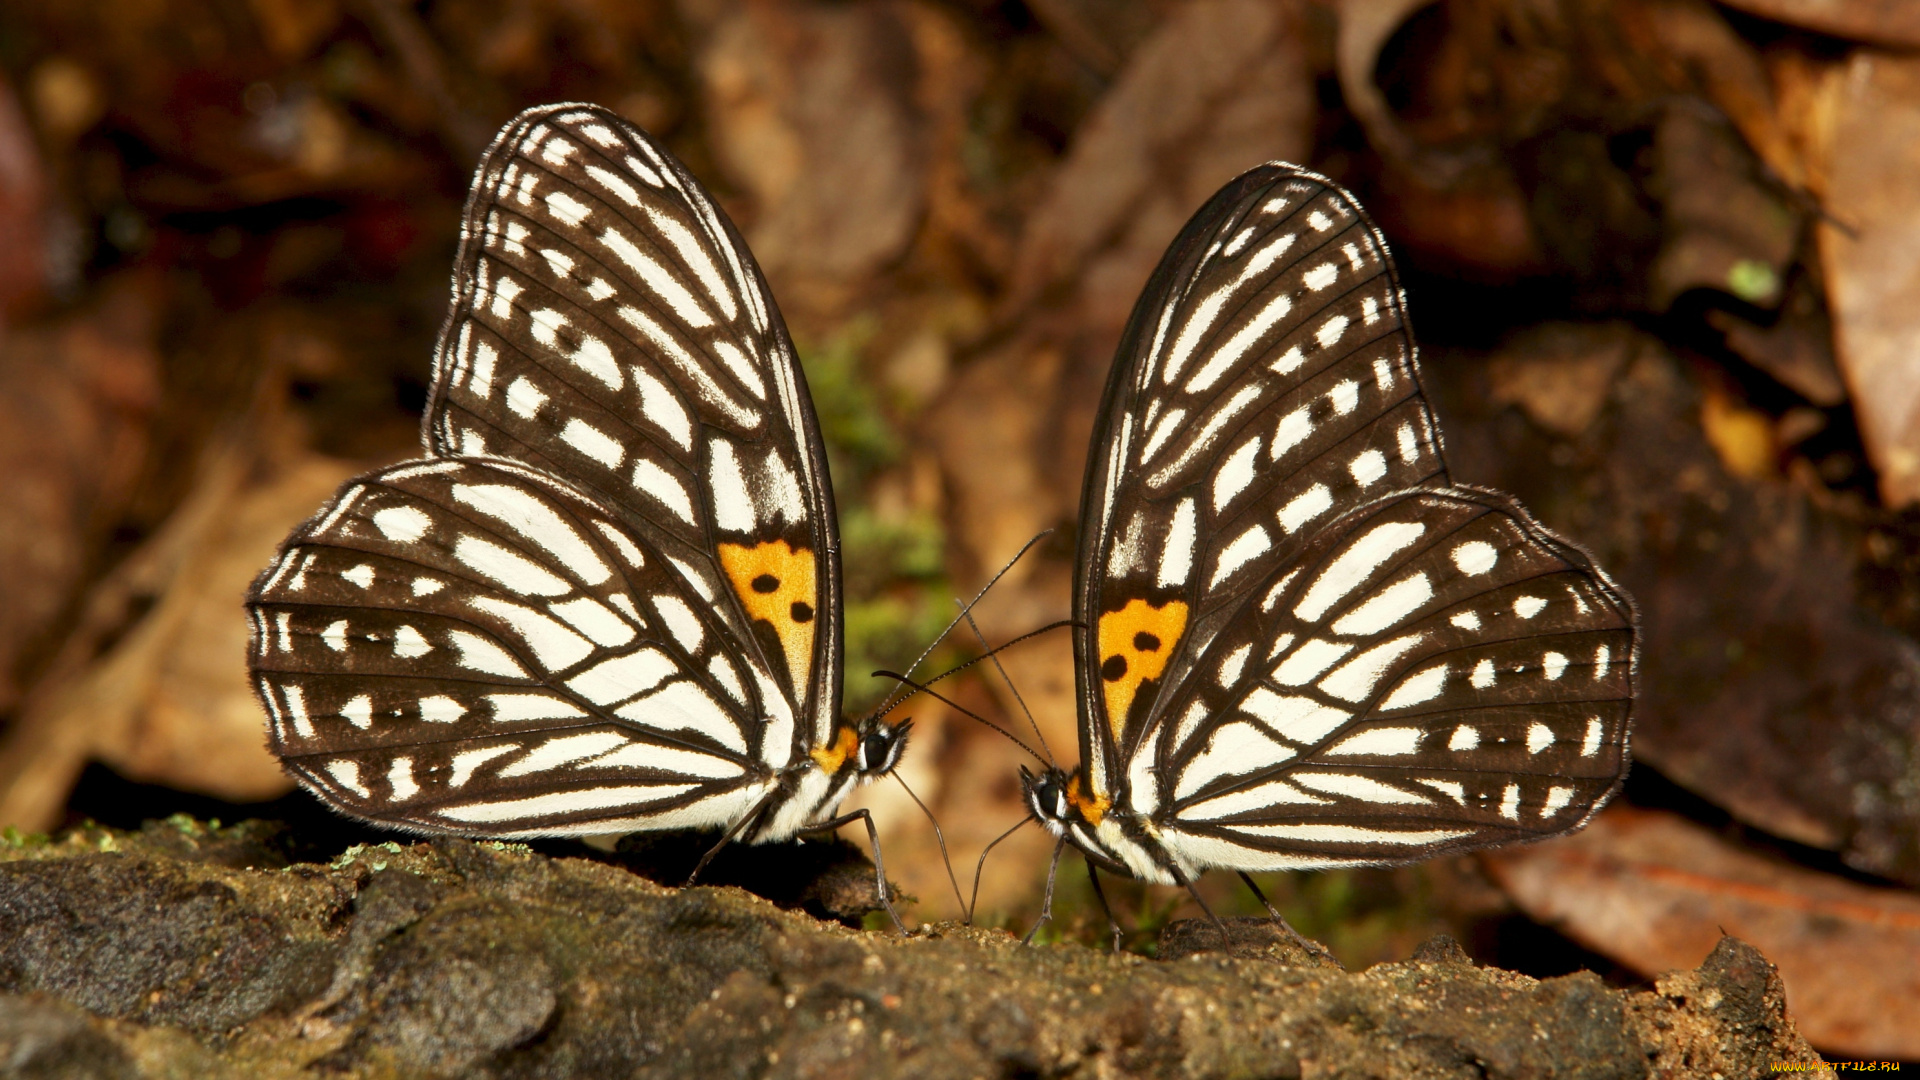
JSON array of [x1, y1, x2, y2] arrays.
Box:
[[246, 104, 917, 920], [1016, 164, 1636, 939]]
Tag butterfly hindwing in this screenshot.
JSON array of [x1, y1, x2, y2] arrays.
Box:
[[249, 458, 776, 836], [420, 103, 842, 760], [1077, 167, 1447, 792], [1140, 487, 1634, 870]]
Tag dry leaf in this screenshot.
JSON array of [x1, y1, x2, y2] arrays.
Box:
[[1717, 0, 1920, 48], [1487, 323, 1637, 439], [697, 0, 928, 313], [1803, 52, 1920, 508], [0, 275, 161, 713], [1485, 805, 1920, 1060]]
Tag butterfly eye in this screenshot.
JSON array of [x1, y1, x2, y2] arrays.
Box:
[[859, 732, 891, 772]]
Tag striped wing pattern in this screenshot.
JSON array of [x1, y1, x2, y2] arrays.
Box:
[[1071, 165, 1635, 880], [248, 104, 843, 837], [250, 459, 773, 836]]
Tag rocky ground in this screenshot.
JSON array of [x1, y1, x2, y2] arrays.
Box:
[[0, 818, 1824, 1079]]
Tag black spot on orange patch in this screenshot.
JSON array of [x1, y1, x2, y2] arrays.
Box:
[[1096, 599, 1189, 740], [719, 540, 818, 697]]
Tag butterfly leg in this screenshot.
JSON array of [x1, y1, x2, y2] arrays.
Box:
[[797, 808, 907, 935], [687, 786, 783, 887], [1236, 871, 1337, 963], [1021, 837, 1067, 944], [1171, 869, 1232, 947], [1084, 856, 1127, 953]]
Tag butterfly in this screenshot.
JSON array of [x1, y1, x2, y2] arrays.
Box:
[[246, 103, 918, 924], [1014, 163, 1637, 943]]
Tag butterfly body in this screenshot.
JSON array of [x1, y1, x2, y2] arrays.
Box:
[[1023, 165, 1636, 896], [248, 104, 910, 850]]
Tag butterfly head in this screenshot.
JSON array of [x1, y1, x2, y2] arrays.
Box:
[[851, 715, 912, 779], [1020, 764, 1107, 837]]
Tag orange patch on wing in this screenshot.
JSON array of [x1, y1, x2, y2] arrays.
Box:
[[1067, 772, 1111, 827], [719, 540, 817, 697], [1096, 598, 1189, 740], [809, 725, 858, 775]]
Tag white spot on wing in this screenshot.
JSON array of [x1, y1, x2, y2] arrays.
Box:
[[325, 761, 369, 799], [1543, 786, 1575, 816], [1544, 651, 1568, 680], [1277, 483, 1333, 533], [1513, 595, 1547, 619], [1346, 450, 1385, 496], [342, 564, 375, 589], [506, 376, 547, 419], [1470, 658, 1495, 689], [1380, 665, 1447, 709], [654, 593, 706, 655], [1303, 263, 1338, 291], [1271, 639, 1354, 685], [708, 439, 754, 533], [322, 619, 348, 652], [1157, 498, 1198, 589], [470, 596, 594, 670], [374, 506, 431, 543], [1212, 437, 1263, 513], [1450, 611, 1481, 630], [1528, 723, 1555, 754], [1295, 521, 1425, 621], [340, 695, 372, 729], [1318, 634, 1425, 702], [388, 757, 419, 801], [549, 596, 635, 647], [450, 745, 516, 787], [631, 459, 697, 525], [1209, 525, 1271, 589], [1330, 573, 1433, 636], [1326, 727, 1421, 756], [1451, 540, 1499, 577], [565, 649, 678, 706], [1291, 773, 1425, 804], [1499, 783, 1521, 819], [1581, 716, 1603, 757], [419, 696, 463, 723], [561, 419, 625, 467], [393, 625, 431, 659], [499, 732, 629, 777], [450, 630, 527, 678]]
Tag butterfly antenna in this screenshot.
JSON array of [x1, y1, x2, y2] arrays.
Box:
[[960, 603, 1055, 766], [870, 530, 1053, 718], [873, 620, 1074, 719], [891, 771, 967, 918], [871, 670, 1048, 766], [967, 813, 1034, 926]]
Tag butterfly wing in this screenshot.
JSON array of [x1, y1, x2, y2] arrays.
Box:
[[249, 459, 775, 836], [1075, 166, 1447, 796], [423, 104, 840, 764], [247, 104, 845, 836], [1144, 487, 1634, 869], [1075, 164, 1636, 871]]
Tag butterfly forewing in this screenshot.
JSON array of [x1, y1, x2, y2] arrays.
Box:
[[1138, 487, 1632, 869], [1077, 167, 1447, 789], [250, 459, 779, 836], [424, 104, 841, 750]]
